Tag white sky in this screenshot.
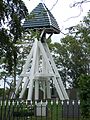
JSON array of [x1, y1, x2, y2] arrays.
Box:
[[23, 0, 90, 42]]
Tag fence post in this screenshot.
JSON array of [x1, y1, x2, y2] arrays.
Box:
[[31, 100, 33, 120], [0, 100, 3, 120], [7, 100, 11, 120], [12, 100, 15, 120], [51, 100, 53, 120], [72, 100, 75, 120], [4, 100, 7, 120], [46, 100, 48, 120], [67, 100, 69, 120], [56, 99, 58, 120], [61, 100, 64, 120], [78, 100, 80, 120]]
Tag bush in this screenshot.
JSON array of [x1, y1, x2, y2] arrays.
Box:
[[78, 74, 90, 120]]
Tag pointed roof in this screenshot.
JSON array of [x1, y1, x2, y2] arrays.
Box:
[[23, 3, 60, 34]]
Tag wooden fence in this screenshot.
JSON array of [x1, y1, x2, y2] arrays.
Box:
[[0, 99, 81, 120]]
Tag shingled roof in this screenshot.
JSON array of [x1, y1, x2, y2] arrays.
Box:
[[23, 3, 60, 34]]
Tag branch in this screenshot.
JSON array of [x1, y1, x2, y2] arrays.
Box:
[[64, 0, 90, 22], [50, 0, 58, 11], [64, 5, 83, 22], [70, 0, 90, 8], [60, 30, 68, 35]]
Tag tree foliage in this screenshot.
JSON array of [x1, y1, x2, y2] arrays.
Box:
[[52, 11, 90, 87], [0, 0, 28, 73], [78, 74, 90, 119]]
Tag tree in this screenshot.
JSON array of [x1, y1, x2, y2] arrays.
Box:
[[78, 74, 90, 119], [52, 36, 86, 87], [71, 0, 90, 8], [0, 0, 28, 86], [0, 0, 28, 72], [6, 32, 34, 98], [52, 11, 90, 88]]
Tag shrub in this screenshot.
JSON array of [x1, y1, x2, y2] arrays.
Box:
[[78, 74, 90, 120]]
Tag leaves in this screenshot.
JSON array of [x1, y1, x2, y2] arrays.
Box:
[[52, 11, 90, 88], [78, 74, 90, 119], [0, 0, 28, 74]]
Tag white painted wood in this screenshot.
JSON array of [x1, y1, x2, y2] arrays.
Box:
[[27, 40, 38, 100], [35, 44, 40, 100], [27, 76, 34, 100], [56, 77, 69, 99], [14, 77, 22, 95], [20, 41, 35, 76], [52, 77, 65, 100], [38, 41, 53, 74], [14, 38, 69, 100], [46, 79, 51, 99], [35, 80, 39, 100], [14, 41, 35, 97], [38, 41, 65, 100], [43, 43, 69, 100], [42, 54, 46, 99], [43, 43, 59, 77], [19, 77, 29, 98], [42, 55, 46, 73], [42, 81, 46, 99], [34, 73, 54, 78]]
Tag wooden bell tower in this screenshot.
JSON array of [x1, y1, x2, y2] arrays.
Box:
[[12, 3, 69, 100]]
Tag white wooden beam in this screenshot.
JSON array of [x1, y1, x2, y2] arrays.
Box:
[[35, 80, 39, 100], [20, 41, 35, 76], [46, 80, 51, 99], [27, 40, 38, 100], [14, 39, 69, 100], [19, 77, 29, 98], [35, 45, 40, 100], [14, 77, 22, 95], [43, 43, 69, 100]]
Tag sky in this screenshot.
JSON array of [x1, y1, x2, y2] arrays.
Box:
[[23, 0, 90, 42]]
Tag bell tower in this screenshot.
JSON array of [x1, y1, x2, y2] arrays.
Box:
[[12, 3, 69, 100]]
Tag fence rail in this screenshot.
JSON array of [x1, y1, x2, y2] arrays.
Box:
[[0, 99, 81, 120]]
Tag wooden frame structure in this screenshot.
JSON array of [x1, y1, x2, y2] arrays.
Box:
[[12, 3, 69, 100]]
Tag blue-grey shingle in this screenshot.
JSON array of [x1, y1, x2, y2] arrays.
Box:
[[23, 3, 60, 34]]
